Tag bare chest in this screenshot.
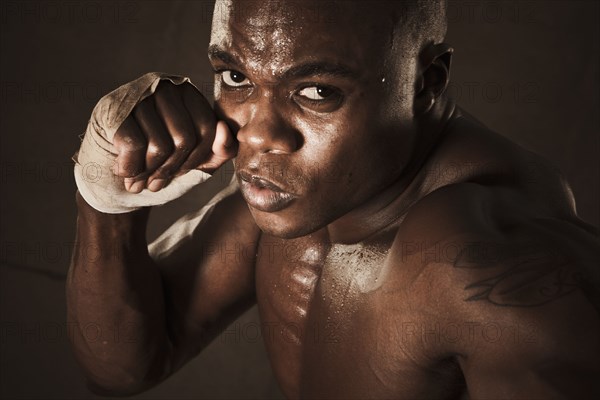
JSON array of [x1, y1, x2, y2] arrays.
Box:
[[255, 233, 465, 399]]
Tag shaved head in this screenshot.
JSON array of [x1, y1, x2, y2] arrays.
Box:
[[208, 0, 453, 237], [212, 0, 447, 55], [385, 0, 448, 54]]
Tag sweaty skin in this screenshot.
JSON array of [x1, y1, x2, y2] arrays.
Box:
[[67, 0, 600, 398]]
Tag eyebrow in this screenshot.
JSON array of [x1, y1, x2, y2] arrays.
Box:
[[208, 46, 241, 68], [283, 62, 357, 80], [208, 45, 358, 80]]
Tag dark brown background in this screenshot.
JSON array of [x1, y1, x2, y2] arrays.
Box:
[[1, 1, 598, 398]]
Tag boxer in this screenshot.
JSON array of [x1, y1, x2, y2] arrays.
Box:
[[67, 1, 600, 398]]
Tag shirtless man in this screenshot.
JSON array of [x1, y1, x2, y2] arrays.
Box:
[[66, 0, 600, 398]]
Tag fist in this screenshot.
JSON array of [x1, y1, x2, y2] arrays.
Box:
[[74, 72, 236, 214], [112, 81, 236, 193]]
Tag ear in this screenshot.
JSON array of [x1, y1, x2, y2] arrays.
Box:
[[414, 43, 453, 116]]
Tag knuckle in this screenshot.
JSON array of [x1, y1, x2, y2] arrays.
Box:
[[146, 149, 167, 163], [199, 131, 214, 145], [176, 145, 191, 154], [197, 114, 217, 132], [147, 141, 173, 160], [132, 97, 153, 116], [119, 137, 146, 153], [200, 121, 217, 138], [173, 136, 195, 153]]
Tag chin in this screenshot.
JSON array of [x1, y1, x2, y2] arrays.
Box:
[[249, 208, 324, 239]]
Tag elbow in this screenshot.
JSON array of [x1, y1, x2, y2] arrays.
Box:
[[85, 375, 159, 397], [80, 359, 169, 397], [71, 339, 173, 396]]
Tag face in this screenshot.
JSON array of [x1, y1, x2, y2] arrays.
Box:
[[209, 0, 419, 238]]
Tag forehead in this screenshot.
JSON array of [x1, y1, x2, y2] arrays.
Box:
[[210, 0, 392, 77]]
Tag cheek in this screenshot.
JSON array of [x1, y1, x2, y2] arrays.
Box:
[[300, 118, 407, 205], [214, 97, 247, 133], [298, 111, 376, 182], [300, 138, 370, 204]]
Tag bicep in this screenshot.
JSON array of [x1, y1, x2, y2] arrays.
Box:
[[149, 183, 261, 370]]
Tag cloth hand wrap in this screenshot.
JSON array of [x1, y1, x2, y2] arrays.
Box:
[[73, 72, 212, 214]]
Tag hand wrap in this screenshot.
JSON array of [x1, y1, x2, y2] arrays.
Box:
[[73, 72, 212, 214]]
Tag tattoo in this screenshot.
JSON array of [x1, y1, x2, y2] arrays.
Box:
[[453, 241, 582, 307]]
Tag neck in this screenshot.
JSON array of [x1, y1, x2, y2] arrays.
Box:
[[326, 97, 458, 244]]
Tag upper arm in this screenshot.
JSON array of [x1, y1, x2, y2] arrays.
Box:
[[459, 291, 600, 398], [393, 185, 600, 397], [449, 216, 600, 397], [148, 182, 261, 371]]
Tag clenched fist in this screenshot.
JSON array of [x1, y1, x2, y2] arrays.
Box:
[[113, 80, 235, 193], [74, 72, 236, 214]]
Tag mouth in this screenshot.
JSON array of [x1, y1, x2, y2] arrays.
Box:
[[238, 170, 297, 212]]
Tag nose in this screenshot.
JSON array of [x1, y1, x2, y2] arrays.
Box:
[[236, 98, 300, 154]]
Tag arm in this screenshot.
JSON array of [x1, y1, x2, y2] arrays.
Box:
[[454, 218, 600, 397], [66, 74, 259, 395], [387, 181, 600, 397], [67, 186, 259, 394], [451, 233, 600, 398], [68, 194, 166, 395], [67, 184, 260, 396], [459, 292, 600, 398]]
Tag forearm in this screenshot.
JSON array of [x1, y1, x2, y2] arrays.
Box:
[[67, 192, 170, 394]]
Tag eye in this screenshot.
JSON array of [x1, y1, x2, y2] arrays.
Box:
[[221, 70, 251, 87], [293, 84, 343, 112], [297, 85, 336, 101]]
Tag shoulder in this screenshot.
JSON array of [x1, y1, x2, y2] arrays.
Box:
[[384, 177, 600, 360], [372, 115, 600, 393], [378, 182, 600, 394], [422, 113, 579, 220], [386, 177, 599, 308], [385, 113, 600, 309]]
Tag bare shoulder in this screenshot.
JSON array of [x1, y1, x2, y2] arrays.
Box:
[[385, 113, 600, 310], [364, 114, 600, 394], [381, 178, 600, 396]]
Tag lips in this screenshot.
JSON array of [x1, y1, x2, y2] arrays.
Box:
[[238, 170, 297, 212]]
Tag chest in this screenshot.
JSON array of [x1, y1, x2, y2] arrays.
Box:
[[254, 233, 465, 398]]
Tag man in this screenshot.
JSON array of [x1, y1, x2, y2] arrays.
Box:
[[67, 0, 600, 398]]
